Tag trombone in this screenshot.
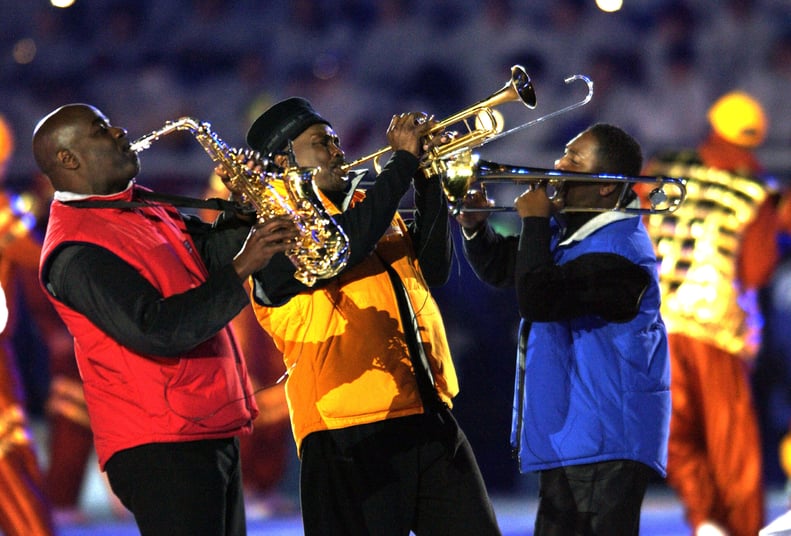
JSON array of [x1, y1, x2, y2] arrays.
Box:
[[442, 151, 687, 215]]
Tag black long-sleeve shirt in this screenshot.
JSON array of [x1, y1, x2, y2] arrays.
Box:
[[253, 150, 453, 306], [44, 212, 251, 357], [463, 216, 650, 323]]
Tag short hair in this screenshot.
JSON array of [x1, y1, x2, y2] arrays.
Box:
[[586, 123, 643, 177]]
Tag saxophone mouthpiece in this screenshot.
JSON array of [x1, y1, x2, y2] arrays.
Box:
[[129, 140, 148, 154]]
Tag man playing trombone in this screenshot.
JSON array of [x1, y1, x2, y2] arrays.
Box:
[[456, 123, 670, 536]]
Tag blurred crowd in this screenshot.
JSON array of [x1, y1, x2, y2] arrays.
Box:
[[0, 0, 790, 185]]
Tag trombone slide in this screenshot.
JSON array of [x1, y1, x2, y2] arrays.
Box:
[[443, 152, 687, 215]]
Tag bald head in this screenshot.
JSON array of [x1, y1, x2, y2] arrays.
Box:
[[32, 104, 139, 195], [32, 104, 89, 178]]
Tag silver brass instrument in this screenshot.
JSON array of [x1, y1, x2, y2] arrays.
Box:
[[443, 150, 687, 215], [130, 117, 350, 287], [342, 64, 537, 177]]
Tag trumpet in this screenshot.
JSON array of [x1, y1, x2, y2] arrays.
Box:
[[342, 64, 537, 177], [477, 74, 593, 149], [343, 67, 596, 180], [443, 151, 687, 215]]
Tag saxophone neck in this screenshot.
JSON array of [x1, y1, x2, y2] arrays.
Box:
[[129, 117, 202, 153]]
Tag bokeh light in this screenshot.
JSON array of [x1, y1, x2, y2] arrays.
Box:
[[12, 38, 36, 65], [595, 0, 623, 13]]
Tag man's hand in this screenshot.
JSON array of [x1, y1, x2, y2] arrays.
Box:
[[213, 150, 273, 199], [422, 129, 455, 154], [515, 184, 552, 218], [454, 189, 492, 234], [232, 215, 300, 279], [386, 112, 436, 159]]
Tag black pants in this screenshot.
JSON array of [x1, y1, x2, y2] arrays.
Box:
[[105, 437, 245, 536], [299, 408, 501, 536], [534, 459, 655, 536]]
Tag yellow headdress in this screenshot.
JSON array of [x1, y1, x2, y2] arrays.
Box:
[[707, 91, 768, 148]]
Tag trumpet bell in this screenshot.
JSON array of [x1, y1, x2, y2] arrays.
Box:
[[507, 64, 537, 109]]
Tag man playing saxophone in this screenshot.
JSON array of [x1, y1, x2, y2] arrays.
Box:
[[33, 103, 299, 536], [238, 97, 501, 535]]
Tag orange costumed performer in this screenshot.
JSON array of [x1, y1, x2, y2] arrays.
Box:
[[643, 91, 783, 536], [0, 115, 54, 535]]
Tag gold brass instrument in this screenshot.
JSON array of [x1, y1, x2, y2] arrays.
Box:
[[477, 74, 594, 149], [342, 64, 537, 177], [130, 117, 350, 287], [442, 150, 687, 215]]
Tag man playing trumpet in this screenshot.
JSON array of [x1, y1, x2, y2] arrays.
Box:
[[239, 97, 501, 536]]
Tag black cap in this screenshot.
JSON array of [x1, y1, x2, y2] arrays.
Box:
[[246, 97, 331, 156]]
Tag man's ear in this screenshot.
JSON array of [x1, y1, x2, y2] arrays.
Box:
[[57, 149, 79, 170], [599, 183, 618, 197], [272, 153, 289, 169]]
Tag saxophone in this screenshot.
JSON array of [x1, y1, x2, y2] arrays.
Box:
[[130, 117, 350, 287]]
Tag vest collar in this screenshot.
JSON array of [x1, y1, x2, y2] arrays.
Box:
[[54, 180, 135, 203], [558, 198, 640, 246]]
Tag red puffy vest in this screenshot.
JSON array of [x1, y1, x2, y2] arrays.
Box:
[[40, 186, 257, 468]]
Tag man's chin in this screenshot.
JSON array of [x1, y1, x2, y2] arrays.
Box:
[[314, 172, 347, 192]]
